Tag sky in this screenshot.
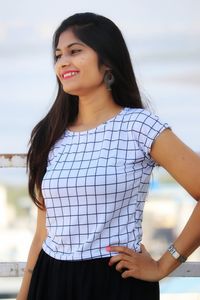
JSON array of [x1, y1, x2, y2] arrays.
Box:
[[1, 0, 200, 43]]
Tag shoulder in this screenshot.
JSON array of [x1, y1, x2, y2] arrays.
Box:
[[121, 107, 170, 158], [123, 107, 156, 121], [122, 107, 168, 129]]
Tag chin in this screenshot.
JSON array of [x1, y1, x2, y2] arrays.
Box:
[[62, 86, 79, 96], [66, 92, 79, 97]]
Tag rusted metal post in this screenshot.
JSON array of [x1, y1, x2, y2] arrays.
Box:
[[0, 154, 27, 168]]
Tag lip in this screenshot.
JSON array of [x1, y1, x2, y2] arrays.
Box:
[[61, 70, 80, 80]]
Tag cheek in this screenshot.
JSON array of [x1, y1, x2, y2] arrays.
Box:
[[83, 63, 103, 81], [79, 54, 102, 77]]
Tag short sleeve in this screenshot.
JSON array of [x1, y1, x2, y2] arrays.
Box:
[[132, 110, 171, 162]]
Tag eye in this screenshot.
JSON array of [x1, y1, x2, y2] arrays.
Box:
[[71, 49, 81, 55], [55, 54, 61, 61]]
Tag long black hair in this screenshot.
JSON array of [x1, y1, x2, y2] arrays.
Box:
[[27, 12, 145, 209]]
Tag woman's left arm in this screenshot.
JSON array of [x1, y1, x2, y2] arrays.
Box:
[[150, 129, 200, 200], [108, 129, 200, 281]]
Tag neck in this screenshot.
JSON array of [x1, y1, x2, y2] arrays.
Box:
[[75, 87, 121, 126]]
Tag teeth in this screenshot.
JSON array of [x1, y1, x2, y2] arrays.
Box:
[[63, 72, 78, 78]]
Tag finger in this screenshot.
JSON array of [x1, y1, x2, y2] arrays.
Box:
[[109, 254, 129, 266], [108, 245, 134, 256], [115, 260, 130, 273], [121, 269, 135, 279]]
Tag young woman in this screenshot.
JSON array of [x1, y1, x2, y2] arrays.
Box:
[[17, 12, 200, 300]]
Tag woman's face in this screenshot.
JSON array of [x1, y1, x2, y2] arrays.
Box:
[[54, 30, 107, 96]]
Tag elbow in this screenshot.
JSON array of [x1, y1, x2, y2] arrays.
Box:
[[193, 193, 200, 201], [190, 185, 200, 201]]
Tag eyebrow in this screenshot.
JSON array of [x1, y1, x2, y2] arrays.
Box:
[[55, 42, 85, 52]]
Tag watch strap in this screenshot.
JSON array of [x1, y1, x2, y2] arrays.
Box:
[[168, 244, 187, 263]]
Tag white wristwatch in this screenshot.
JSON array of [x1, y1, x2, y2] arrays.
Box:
[[168, 244, 187, 263]]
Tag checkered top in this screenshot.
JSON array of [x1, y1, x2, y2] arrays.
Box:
[[42, 107, 169, 260]]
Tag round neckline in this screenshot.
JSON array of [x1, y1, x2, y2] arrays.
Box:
[[66, 107, 128, 135]]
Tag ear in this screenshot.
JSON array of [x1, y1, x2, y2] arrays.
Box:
[[101, 63, 111, 72], [104, 65, 111, 70]]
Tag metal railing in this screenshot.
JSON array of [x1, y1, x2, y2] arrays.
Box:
[[0, 153, 200, 278], [0, 153, 26, 168], [0, 261, 200, 278]]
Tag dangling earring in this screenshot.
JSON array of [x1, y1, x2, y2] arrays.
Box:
[[104, 70, 115, 91]]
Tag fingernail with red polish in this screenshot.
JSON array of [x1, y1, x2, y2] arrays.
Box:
[[106, 246, 111, 252]]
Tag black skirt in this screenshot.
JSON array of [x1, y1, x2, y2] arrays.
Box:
[[28, 249, 159, 300]]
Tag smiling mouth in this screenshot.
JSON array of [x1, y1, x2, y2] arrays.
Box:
[[62, 71, 79, 79]]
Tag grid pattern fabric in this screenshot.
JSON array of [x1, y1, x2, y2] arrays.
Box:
[[41, 107, 170, 260]]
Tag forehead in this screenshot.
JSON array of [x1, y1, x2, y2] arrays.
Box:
[[56, 30, 84, 50]]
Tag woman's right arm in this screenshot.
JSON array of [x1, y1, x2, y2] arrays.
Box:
[[16, 205, 47, 300]]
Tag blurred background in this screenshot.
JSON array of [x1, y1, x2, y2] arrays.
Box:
[[0, 0, 200, 298]]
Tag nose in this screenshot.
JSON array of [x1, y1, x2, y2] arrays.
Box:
[[56, 53, 71, 68]]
